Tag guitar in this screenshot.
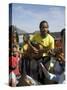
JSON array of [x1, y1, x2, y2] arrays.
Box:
[[22, 40, 64, 63]]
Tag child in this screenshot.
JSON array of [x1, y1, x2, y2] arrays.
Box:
[[9, 45, 20, 86]]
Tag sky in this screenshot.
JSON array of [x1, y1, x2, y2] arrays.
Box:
[[9, 3, 65, 33]]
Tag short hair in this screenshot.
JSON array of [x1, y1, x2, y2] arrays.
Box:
[[61, 28, 65, 37], [39, 20, 49, 29], [23, 34, 30, 41], [9, 25, 19, 43]]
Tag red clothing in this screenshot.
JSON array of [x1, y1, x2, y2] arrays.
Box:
[[9, 55, 20, 76]]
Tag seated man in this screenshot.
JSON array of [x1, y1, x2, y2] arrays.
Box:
[[30, 20, 55, 83], [20, 20, 55, 84]]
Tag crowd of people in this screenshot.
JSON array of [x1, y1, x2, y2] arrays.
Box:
[[9, 21, 65, 86]]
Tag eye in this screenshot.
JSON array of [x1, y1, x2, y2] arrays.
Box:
[[42, 26, 48, 29]]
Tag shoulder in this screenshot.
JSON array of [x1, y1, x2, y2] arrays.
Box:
[[48, 34, 54, 40], [30, 32, 40, 40], [33, 32, 40, 37], [22, 43, 28, 49]]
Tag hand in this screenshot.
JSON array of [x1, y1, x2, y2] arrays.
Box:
[[33, 47, 39, 54], [57, 53, 65, 63], [47, 49, 55, 56], [27, 41, 39, 54]]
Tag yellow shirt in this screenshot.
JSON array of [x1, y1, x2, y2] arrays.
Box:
[[21, 43, 28, 54], [30, 33, 54, 56]]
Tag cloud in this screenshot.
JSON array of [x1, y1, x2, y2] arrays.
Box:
[[12, 4, 65, 33]]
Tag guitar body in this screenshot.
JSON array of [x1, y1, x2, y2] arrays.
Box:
[[22, 42, 44, 60]]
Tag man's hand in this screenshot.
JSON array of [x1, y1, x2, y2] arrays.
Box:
[[27, 40, 39, 54], [32, 47, 39, 54]]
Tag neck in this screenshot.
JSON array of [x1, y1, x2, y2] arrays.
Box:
[[41, 33, 48, 38]]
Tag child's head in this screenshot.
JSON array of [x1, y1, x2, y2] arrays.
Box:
[[23, 34, 30, 43]]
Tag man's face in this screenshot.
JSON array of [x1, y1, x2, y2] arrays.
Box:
[[40, 22, 48, 36]]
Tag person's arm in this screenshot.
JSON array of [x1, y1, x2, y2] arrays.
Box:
[[27, 40, 39, 54], [57, 53, 65, 63]]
